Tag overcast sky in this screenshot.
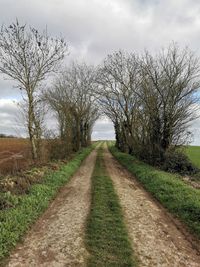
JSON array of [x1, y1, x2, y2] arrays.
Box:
[[1, 0, 200, 143]]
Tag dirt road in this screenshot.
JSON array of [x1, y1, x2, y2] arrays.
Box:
[[5, 144, 200, 267], [104, 145, 200, 267], [6, 149, 97, 267]]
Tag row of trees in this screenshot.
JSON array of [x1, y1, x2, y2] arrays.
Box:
[[45, 63, 99, 156], [0, 21, 199, 167], [0, 21, 99, 161], [97, 47, 200, 165]]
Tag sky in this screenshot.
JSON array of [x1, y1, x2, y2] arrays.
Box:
[[1, 0, 200, 143]]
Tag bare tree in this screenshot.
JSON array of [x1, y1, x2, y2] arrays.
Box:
[[96, 50, 140, 153], [97, 46, 200, 165], [45, 62, 99, 156], [18, 94, 47, 158], [44, 78, 74, 156], [0, 20, 67, 160], [138, 44, 200, 163]]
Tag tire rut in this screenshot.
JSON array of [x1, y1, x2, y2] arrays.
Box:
[[6, 149, 97, 267], [104, 145, 200, 267]]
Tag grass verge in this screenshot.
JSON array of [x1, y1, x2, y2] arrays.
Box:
[[86, 146, 136, 267], [109, 143, 200, 239], [0, 145, 95, 263]]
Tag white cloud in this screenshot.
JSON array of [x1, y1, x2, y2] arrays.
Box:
[[92, 118, 115, 140], [0, 0, 200, 141], [0, 99, 26, 136]]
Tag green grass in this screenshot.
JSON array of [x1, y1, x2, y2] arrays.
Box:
[[109, 144, 200, 240], [86, 146, 136, 267], [185, 146, 200, 168], [0, 145, 95, 263]]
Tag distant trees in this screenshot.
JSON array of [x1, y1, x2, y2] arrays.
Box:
[[0, 134, 16, 138], [96, 50, 140, 154], [97, 45, 200, 165], [45, 62, 99, 158], [0, 20, 67, 160]]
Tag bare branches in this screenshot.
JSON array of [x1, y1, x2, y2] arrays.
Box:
[[0, 20, 67, 159], [45, 62, 99, 154], [97, 45, 200, 164], [0, 20, 67, 91], [0, 21, 199, 166]]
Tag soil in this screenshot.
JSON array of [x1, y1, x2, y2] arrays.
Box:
[[6, 149, 97, 267], [4, 144, 200, 267], [103, 145, 200, 267]]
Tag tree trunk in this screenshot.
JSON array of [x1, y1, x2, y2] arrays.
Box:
[[28, 91, 38, 160], [75, 117, 81, 151]]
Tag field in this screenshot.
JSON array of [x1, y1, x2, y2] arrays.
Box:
[[185, 146, 200, 168], [0, 138, 32, 175], [0, 138, 58, 175]]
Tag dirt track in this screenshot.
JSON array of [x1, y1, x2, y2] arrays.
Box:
[[4, 145, 200, 267], [6, 150, 97, 267], [104, 145, 200, 267]]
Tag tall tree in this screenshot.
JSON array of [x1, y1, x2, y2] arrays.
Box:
[[45, 62, 99, 153], [97, 50, 140, 153], [0, 20, 67, 160], [138, 44, 200, 163]]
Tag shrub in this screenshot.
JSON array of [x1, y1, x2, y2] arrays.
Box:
[[163, 148, 198, 175], [47, 139, 72, 160]]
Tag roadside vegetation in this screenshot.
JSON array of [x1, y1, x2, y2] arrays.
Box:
[[0, 145, 94, 263], [109, 144, 200, 239], [96, 46, 200, 176], [86, 146, 136, 267]]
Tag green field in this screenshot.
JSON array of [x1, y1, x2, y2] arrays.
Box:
[[185, 146, 200, 168]]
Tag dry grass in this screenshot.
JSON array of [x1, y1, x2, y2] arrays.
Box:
[[0, 138, 32, 175], [0, 138, 76, 175], [0, 138, 31, 154]]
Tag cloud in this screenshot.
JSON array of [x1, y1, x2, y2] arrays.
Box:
[[0, 0, 200, 141], [92, 118, 115, 140], [0, 99, 26, 136]]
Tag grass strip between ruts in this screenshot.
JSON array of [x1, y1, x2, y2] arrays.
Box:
[[109, 143, 200, 240], [0, 144, 95, 264], [86, 145, 136, 267]]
